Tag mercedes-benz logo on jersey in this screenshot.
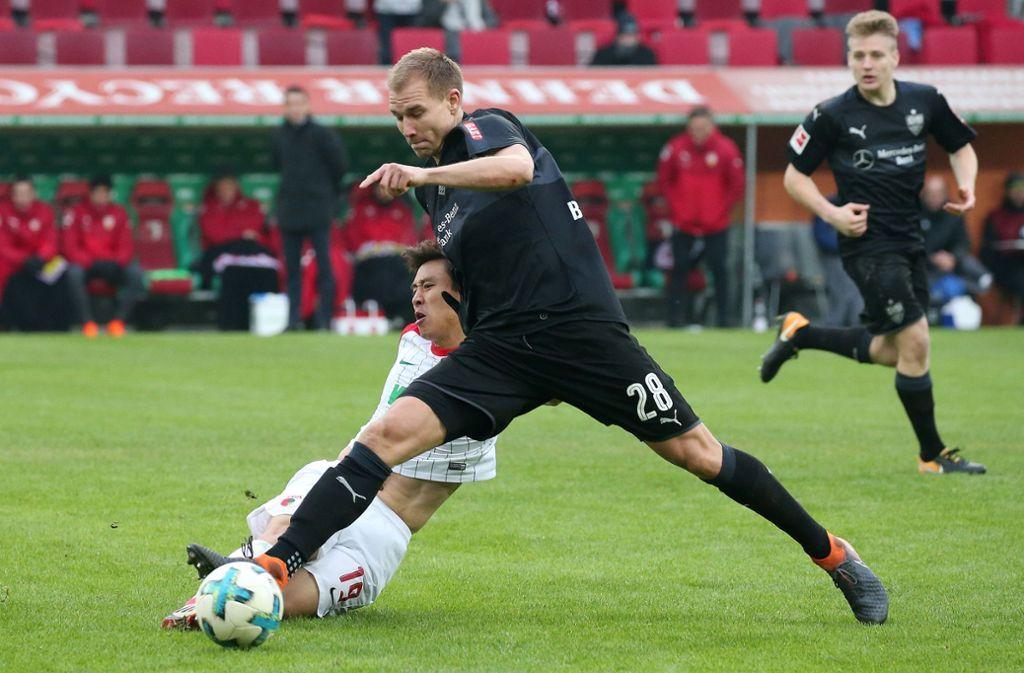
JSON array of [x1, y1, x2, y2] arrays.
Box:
[[853, 149, 875, 171]]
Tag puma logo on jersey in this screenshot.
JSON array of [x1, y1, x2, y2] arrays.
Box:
[[335, 475, 368, 503], [848, 125, 867, 139], [659, 410, 682, 426]]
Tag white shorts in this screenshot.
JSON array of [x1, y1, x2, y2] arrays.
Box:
[[246, 460, 412, 618]]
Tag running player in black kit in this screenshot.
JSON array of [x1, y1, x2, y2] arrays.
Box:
[[188, 48, 888, 624], [761, 10, 985, 476]]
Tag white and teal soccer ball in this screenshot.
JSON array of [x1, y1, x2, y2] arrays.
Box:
[[195, 561, 284, 649]]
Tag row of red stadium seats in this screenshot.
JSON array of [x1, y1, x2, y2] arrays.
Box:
[[0, 0, 1015, 32], [2, 21, 1023, 66]]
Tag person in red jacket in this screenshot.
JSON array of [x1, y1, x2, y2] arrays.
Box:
[[194, 173, 277, 291], [62, 176, 146, 338], [0, 177, 57, 294], [657, 106, 745, 327], [0, 177, 70, 331], [341, 184, 419, 322], [981, 171, 1024, 313], [199, 174, 270, 250]]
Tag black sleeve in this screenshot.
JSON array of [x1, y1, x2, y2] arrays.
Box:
[[461, 112, 530, 159], [929, 89, 976, 153], [787, 104, 839, 176]]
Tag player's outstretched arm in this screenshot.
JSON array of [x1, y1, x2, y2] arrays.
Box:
[[944, 143, 978, 215], [783, 164, 869, 238], [360, 144, 533, 198]]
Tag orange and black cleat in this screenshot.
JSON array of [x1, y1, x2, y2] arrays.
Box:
[[82, 321, 99, 339], [107, 319, 126, 338], [186, 544, 290, 589], [759, 312, 809, 383], [918, 448, 986, 475]]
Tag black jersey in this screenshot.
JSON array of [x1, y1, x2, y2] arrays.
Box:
[[788, 80, 975, 258], [414, 108, 627, 334]]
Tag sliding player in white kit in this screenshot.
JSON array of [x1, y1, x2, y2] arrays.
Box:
[[163, 240, 496, 628]]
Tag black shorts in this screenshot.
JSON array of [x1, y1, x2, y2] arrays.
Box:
[[401, 320, 701, 443], [842, 250, 929, 335]]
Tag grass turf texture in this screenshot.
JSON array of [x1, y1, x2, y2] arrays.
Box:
[[0, 329, 1021, 673]]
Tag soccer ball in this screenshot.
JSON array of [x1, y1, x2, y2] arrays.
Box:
[[195, 561, 284, 649]]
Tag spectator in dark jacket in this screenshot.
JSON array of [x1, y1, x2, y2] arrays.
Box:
[[590, 13, 657, 66], [981, 171, 1024, 307], [657, 106, 744, 326], [272, 85, 348, 329], [919, 175, 990, 302]]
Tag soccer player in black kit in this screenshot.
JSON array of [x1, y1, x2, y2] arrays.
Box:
[[188, 48, 889, 624], [761, 11, 986, 476]]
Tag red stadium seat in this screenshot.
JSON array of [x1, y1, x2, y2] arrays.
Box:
[[982, 24, 1024, 63], [131, 180, 192, 293], [654, 28, 710, 65], [569, 18, 616, 46], [627, 0, 676, 23], [790, 26, 844, 64], [230, 0, 282, 27], [728, 27, 779, 65], [164, 0, 217, 26], [919, 25, 978, 64], [390, 27, 444, 64], [298, 0, 352, 29], [501, 18, 548, 31], [560, 0, 612, 21], [191, 27, 242, 65], [94, 0, 150, 26], [54, 30, 106, 65], [0, 30, 38, 64], [459, 29, 511, 65], [325, 29, 378, 65], [694, 0, 741, 21], [526, 27, 577, 65], [822, 0, 871, 14], [491, 0, 546, 22], [31, 0, 84, 30], [257, 28, 307, 65], [124, 27, 175, 65], [888, 0, 943, 22], [758, 0, 809, 19], [55, 180, 90, 213], [957, 0, 1009, 20]]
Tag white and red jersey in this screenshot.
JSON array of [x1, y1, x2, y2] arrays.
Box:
[[359, 323, 497, 483]]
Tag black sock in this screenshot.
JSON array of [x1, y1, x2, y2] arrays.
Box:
[[265, 442, 392, 576], [895, 372, 945, 461], [705, 445, 831, 559], [792, 325, 873, 363]]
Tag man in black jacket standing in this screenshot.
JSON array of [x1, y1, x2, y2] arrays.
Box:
[[272, 85, 348, 330]]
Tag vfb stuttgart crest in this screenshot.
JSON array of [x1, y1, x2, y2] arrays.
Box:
[[906, 109, 924, 136]]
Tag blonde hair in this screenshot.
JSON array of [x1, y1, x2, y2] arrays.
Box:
[[846, 10, 899, 43], [387, 47, 463, 100]]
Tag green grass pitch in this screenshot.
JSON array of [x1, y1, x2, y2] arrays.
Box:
[[1, 329, 1022, 673]]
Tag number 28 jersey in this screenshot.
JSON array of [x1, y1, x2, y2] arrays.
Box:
[[788, 81, 975, 258]]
